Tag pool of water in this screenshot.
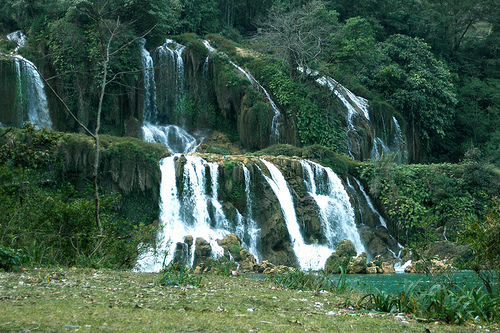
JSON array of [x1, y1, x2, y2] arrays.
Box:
[[344, 271, 493, 295]]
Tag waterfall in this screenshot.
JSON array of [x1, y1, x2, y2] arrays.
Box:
[[300, 160, 365, 251], [140, 39, 158, 122], [203, 40, 283, 144], [142, 123, 199, 154], [154, 39, 186, 121], [371, 116, 406, 161], [259, 159, 336, 270], [7, 31, 52, 129], [240, 164, 261, 262], [137, 155, 228, 272], [316, 76, 369, 158], [352, 178, 387, 228]]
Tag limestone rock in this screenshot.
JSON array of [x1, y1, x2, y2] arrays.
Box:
[[255, 260, 276, 273], [184, 235, 193, 247], [381, 262, 395, 274], [348, 252, 367, 274], [193, 238, 212, 268], [239, 254, 257, 272], [325, 239, 357, 274], [336, 240, 356, 258], [405, 259, 451, 274], [366, 265, 378, 274]]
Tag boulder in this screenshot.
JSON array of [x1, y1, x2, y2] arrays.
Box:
[[173, 242, 190, 266], [217, 233, 243, 260], [255, 260, 276, 273], [193, 238, 212, 268], [381, 262, 395, 274], [366, 265, 378, 274], [336, 240, 356, 258], [405, 259, 451, 274], [325, 240, 357, 273], [348, 252, 368, 274], [239, 253, 257, 272]]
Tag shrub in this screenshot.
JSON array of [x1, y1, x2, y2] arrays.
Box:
[[160, 263, 203, 287], [0, 244, 23, 271]]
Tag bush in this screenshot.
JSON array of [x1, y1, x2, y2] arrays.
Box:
[[271, 268, 349, 293], [0, 244, 23, 271], [159, 263, 203, 287]]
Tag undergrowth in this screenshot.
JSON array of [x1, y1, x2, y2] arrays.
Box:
[[271, 268, 350, 293], [359, 279, 500, 325]]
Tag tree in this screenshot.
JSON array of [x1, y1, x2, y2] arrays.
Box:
[[257, 1, 340, 75], [42, 0, 146, 236], [374, 35, 457, 162], [459, 196, 500, 294], [416, 0, 493, 58]]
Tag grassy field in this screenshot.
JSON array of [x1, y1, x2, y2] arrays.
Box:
[[0, 268, 496, 332]]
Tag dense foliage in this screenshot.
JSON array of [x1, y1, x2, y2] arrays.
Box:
[[357, 158, 500, 246], [0, 125, 159, 269]]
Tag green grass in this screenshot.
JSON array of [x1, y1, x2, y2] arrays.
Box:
[[0, 268, 495, 332]]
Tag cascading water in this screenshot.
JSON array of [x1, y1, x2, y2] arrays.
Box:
[[237, 164, 261, 262], [203, 40, 283, 144], [300, 160, 365, 251], [371, 116, 406, 160], [136, 39, 395, 272], [316, 76, 369, 158], [260, 159, 343, 270], [7, 31, 52, 129], [352, 177, 387, 228], [137, 155, 228, 272], [140, 38, 158, 122], [153, 39, 186, 122]]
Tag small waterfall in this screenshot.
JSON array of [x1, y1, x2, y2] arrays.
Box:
[[316, 76, 369, 158], [240, 164, 261, 262], [259, 159, 336, 270], [140, 39, 158, 122], [203, 40, 283, 144], [352, 178, 387, 228], [7, 30, 27, 52], [7, 31, 52, 129], [154, 39, 186, 121], [300, 160, 365, 251], [371, 116, 407, 161], [142, 123, 199, 154]]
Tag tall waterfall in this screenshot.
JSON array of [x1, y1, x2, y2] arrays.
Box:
[[136, 40, 393, 272], [141, 38, 158, 122], [300, 160, 365, 251], [203, 40, 283, 144], [7, 31, 52, 129], [238, 164, 261, 262], [260, 159, 338, 270], [153, 39, 186, 122]]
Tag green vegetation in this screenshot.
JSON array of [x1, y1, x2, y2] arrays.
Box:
[[271, 268, 350, 293], [0, 125, 162, 269], [0, 268, 494, 332], [361, 280, 500, 325], [357, 158, 500, 246], [160, 263, 203, 287]]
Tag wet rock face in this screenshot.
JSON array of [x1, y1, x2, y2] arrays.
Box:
[[324, 239, 356, 273], [348, 252, 368, 274], [193, 238, 212, 268]]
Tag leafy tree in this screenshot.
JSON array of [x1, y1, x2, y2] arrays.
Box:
[[374, 34, 457, 162], [329, 16, 381, 75], [459, 196, 500, 294], [416, 0, 493, 58]]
